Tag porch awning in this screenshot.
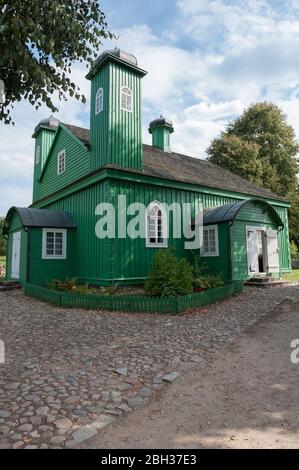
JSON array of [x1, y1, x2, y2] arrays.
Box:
[[3, 207, 76, 236], [201, 199, 284, 227]]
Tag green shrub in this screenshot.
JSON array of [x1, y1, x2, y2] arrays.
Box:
[[48, 277, 91, 294], [290, 240, 299, 261], [193, 274, 224, 289], [99, 283, 119, 296], [145, 249, 193, 297], [176, 258, 194, 295], [191, 252, 207, 278]]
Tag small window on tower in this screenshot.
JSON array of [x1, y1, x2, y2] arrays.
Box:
[[120, 86, 133, 113], [95, 87, 103, 114], [35, 146, 40, 165], [57, 150, 65, 175]]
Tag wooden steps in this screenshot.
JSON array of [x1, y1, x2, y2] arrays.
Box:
[[244, 277, 288, 288], [0, 280, 22, 292]]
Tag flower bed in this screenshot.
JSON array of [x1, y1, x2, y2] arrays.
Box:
[[24, 281, 243, 314]]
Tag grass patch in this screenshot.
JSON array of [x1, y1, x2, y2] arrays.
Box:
[[282, 269, 299, 282]]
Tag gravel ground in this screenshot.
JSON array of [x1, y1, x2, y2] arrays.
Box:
[[0, 285, 299, 449], [86, 296, 299, 448]]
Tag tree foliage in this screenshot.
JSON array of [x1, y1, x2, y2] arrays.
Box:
[[0, 217, 7, 256], [207, 102, 298, 197], [0, 0, 113, 123], [207, 102, 299, 247]]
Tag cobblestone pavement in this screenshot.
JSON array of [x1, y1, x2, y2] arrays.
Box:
[[0, 285, 299, 449]]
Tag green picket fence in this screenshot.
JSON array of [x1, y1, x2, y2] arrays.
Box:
[[23, 281, 243, 313]]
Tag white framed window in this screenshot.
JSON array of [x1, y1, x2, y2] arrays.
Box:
[[146, 201, 168, 248], [35, 145, 40, 165], [201, 225, 219, 257], [95, 87, 103, 114], [42, 228, 67, 259], [120, 86, 133, 113], [57, 149, 65, 175]]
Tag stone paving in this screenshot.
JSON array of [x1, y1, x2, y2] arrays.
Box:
[[0, 285, 299, 449]]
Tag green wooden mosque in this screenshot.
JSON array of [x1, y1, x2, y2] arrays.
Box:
[[3, 48, 291, 286]]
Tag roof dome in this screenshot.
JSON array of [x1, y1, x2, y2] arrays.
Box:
[[149, 115, 174, 132], [94, 47, 138, 68], [33, 115, 60, 136]]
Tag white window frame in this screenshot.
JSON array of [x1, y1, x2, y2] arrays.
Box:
[[35, 145, 40, 165], [120, 85, 133, 113], [57, 149, 65, 175], [146, 201, 168, 248], [42, 228, 67, 259], [95, 87, 103, 114], [201, 225, 219, 257]]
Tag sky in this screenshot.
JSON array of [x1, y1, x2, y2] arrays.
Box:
[[1, 0, 299, 215]]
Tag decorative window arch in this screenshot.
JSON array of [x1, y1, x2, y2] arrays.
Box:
[[146, 201, 168, 248], [120, 86, 133, 112], [95, 87, 103, 114], [35, 145, 40, 165]]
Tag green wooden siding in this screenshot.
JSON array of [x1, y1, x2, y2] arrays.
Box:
[[105, 179, 202, 282], [90, 62, 143, 171], [5, 212, 27, 283], [27, 227, 75, 286], [25, 178, 291, 286], [39, 126, 90, 200], [199, 222, 230, 282], [40, 182, 108, 284], [33, 128, 56, 202], [273, 205, 291, 272]]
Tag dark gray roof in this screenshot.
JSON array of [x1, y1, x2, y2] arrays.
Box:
[[94, 48, 138, 68], [141, 145, 287, 202], [63, 123, 90, 146], [86, 48, 147, 79], [32, 115, 60, 137], [149, 116, 174, 133], [202, 199, 284, 226], [3, 207, 76, 235], [63, 124, 287, 203]]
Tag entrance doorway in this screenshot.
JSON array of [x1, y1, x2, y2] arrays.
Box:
[[11, 231, 21, 279], [256, 229, 266, 273], [246, 226, 279, 276]]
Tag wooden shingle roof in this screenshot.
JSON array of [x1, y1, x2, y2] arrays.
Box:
[[65, 125, 287, 203]]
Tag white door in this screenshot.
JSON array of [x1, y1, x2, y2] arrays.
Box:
[[11, 231, 21, 279], [266, 229, 279, 273], [246, 227, 258, 274]]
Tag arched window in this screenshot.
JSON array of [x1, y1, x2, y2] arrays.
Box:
[[120, 86, 133, 112], [146, 201, 167, 247], [95, 87, 103, 114], [35, 145, 40, 165]]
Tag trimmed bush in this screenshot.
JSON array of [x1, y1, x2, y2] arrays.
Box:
[[145, 249, 193, 297]]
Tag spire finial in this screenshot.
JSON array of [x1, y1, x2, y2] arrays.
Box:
[[115, 34, 120, 49]]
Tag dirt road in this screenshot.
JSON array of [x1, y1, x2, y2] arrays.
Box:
[[83, 300, 299, 448]]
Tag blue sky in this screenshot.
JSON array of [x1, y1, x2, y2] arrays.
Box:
[[1, 0, 299, 215]]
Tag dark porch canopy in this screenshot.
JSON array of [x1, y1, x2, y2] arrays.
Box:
[[3, 207, 76, 236], [200, 198, 284, 227]]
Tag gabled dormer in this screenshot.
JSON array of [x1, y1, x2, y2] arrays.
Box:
[[32, 116, 59, 202], [86, 48, 147, 171]]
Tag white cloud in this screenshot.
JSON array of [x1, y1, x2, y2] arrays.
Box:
[[184, 100, 244, 121]]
